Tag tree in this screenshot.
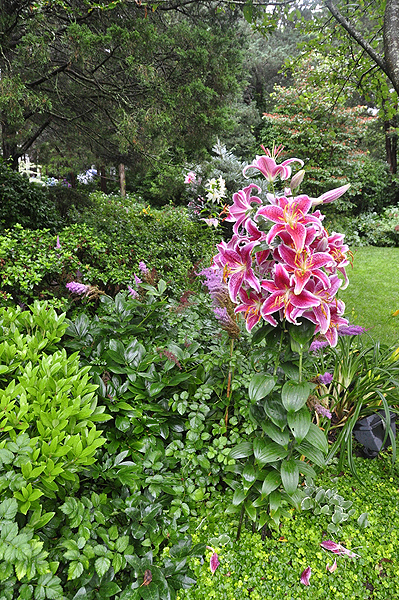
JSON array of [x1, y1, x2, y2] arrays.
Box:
[[0, 0, 245, 171]]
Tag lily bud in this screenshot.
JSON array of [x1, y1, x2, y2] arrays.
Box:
[[290, 169, 305, 191]]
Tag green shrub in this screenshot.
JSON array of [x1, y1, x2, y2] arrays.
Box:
[[0, 159, 60, 232]]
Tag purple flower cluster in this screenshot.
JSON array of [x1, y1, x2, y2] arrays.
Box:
[[66, 281, 89, 295]]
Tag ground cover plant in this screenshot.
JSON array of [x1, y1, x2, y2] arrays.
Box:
[[177, 454, 399, 600]]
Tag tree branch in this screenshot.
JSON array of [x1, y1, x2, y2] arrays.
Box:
[[325, 0, 388, 77]]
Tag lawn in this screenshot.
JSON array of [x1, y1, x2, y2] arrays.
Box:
[[339, 246, 399, 347]]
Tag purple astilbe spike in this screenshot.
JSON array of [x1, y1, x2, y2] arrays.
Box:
[[134, 274, 142, 286], [55, 235, 61, 249], [319, 372, 333, 385], [314, 404, 332, 419], [338, 325, 366, 336], [139, 261, 149, 274], [310, 339, 329, 352], [66, 282, 89, 295], [300, 566, 311, 585], [210, 552, 220, 575], [128, 285, 138, 299]]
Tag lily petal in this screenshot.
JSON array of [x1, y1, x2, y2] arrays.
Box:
[[300, 566, 311, 585]]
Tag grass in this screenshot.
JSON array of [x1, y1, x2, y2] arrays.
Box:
[[338, 246, 399, 347], [178, 454, 399, 600]]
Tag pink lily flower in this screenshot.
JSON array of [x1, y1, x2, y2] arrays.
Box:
[[302, 275, 343, 335], [256, 195, 323, 252], [225, 184, 262, 233], [325, 232, 350, 289], [310, 183, 351, 206], [320, 540, 359, 558], [278, 244, 333, 294], [260, 264, 320, 325], [300, 566, 311, 586], [235, 288, 277, 331], [184, 171, 196, 184], [217, 241, 261, 302], [320, 303, 349, 347], [243, 145, 304, 183]]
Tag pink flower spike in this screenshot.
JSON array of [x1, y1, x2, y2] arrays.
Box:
[[327, 559, 338, 573], [300, 566, 311, 586], [55, 235, 61, 249], [210, 552, 220, 574]]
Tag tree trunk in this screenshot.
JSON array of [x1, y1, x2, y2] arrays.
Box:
[[384, 118, 398, 174], [100, 165, 107, 193], [119, 163, 126, 198], [384, 0, 399, 96], [69, 172, 76, 188], [1, 121, 19, 170]]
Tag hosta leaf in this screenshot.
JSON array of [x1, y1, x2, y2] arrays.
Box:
[[287, 407, 311, 443], [261, 421, 290, 446], [306, 423, 328, 455], [253, 437, 288, 464], [229, 442, 253, 460], [296, 440, 325, 467], [263, 399, 287, 430], [282, 381, 312, 412], [242, 462, 257, 483], [261, 470, 281, 496], [280, 459, 299, 495], [248, 374, 276, 402], [232, 488, 248, 506]]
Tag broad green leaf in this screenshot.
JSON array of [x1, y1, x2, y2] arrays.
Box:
[[68, 561, 84, 581], [248, 374, 276, 402], [294, 460, 316, 479], [297, 440, 325, 467], [229, 442, 253, 460], [306, 423, 328, 454], [261, 421, 290, 446], [282, 381, 312, 412], [244, 501, 257, 522], [261, 470, 281, 496], [253, 437, 288, 464], [288, 318, 315, 345], [95, 556, 111, 577], [263, 399, 287, 430], [232, 488, 247, 506], [287, 407, 311, 443], [280, 459, 299, 495], [242, 462, 257, 483]]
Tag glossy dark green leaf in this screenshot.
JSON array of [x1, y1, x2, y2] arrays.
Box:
[[242, 461, 257, 483], [288, 318, 315, 345], [306, 423, 329, 455], [229, 442, 253, 460], [282, 381, 312, 412], [263, 399, 287, 431], [248, 374, 276, 402], [261, 421, 290, 446], [280, 459, 299, 495], [287, 407, 311, 443], [253, 437, 288, 464], [232, 488, 248, 506], [297, 440, 325, 467], [260, 470, 281, 496]]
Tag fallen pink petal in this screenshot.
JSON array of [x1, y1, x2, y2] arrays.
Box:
[[300, 566, 311, 585], [210, 552, 220, 574], [327, 559, 338, 573], [320, 540, 359, 558]]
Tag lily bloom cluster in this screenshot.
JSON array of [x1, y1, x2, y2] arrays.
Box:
[[213, 146, 351, 347]]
